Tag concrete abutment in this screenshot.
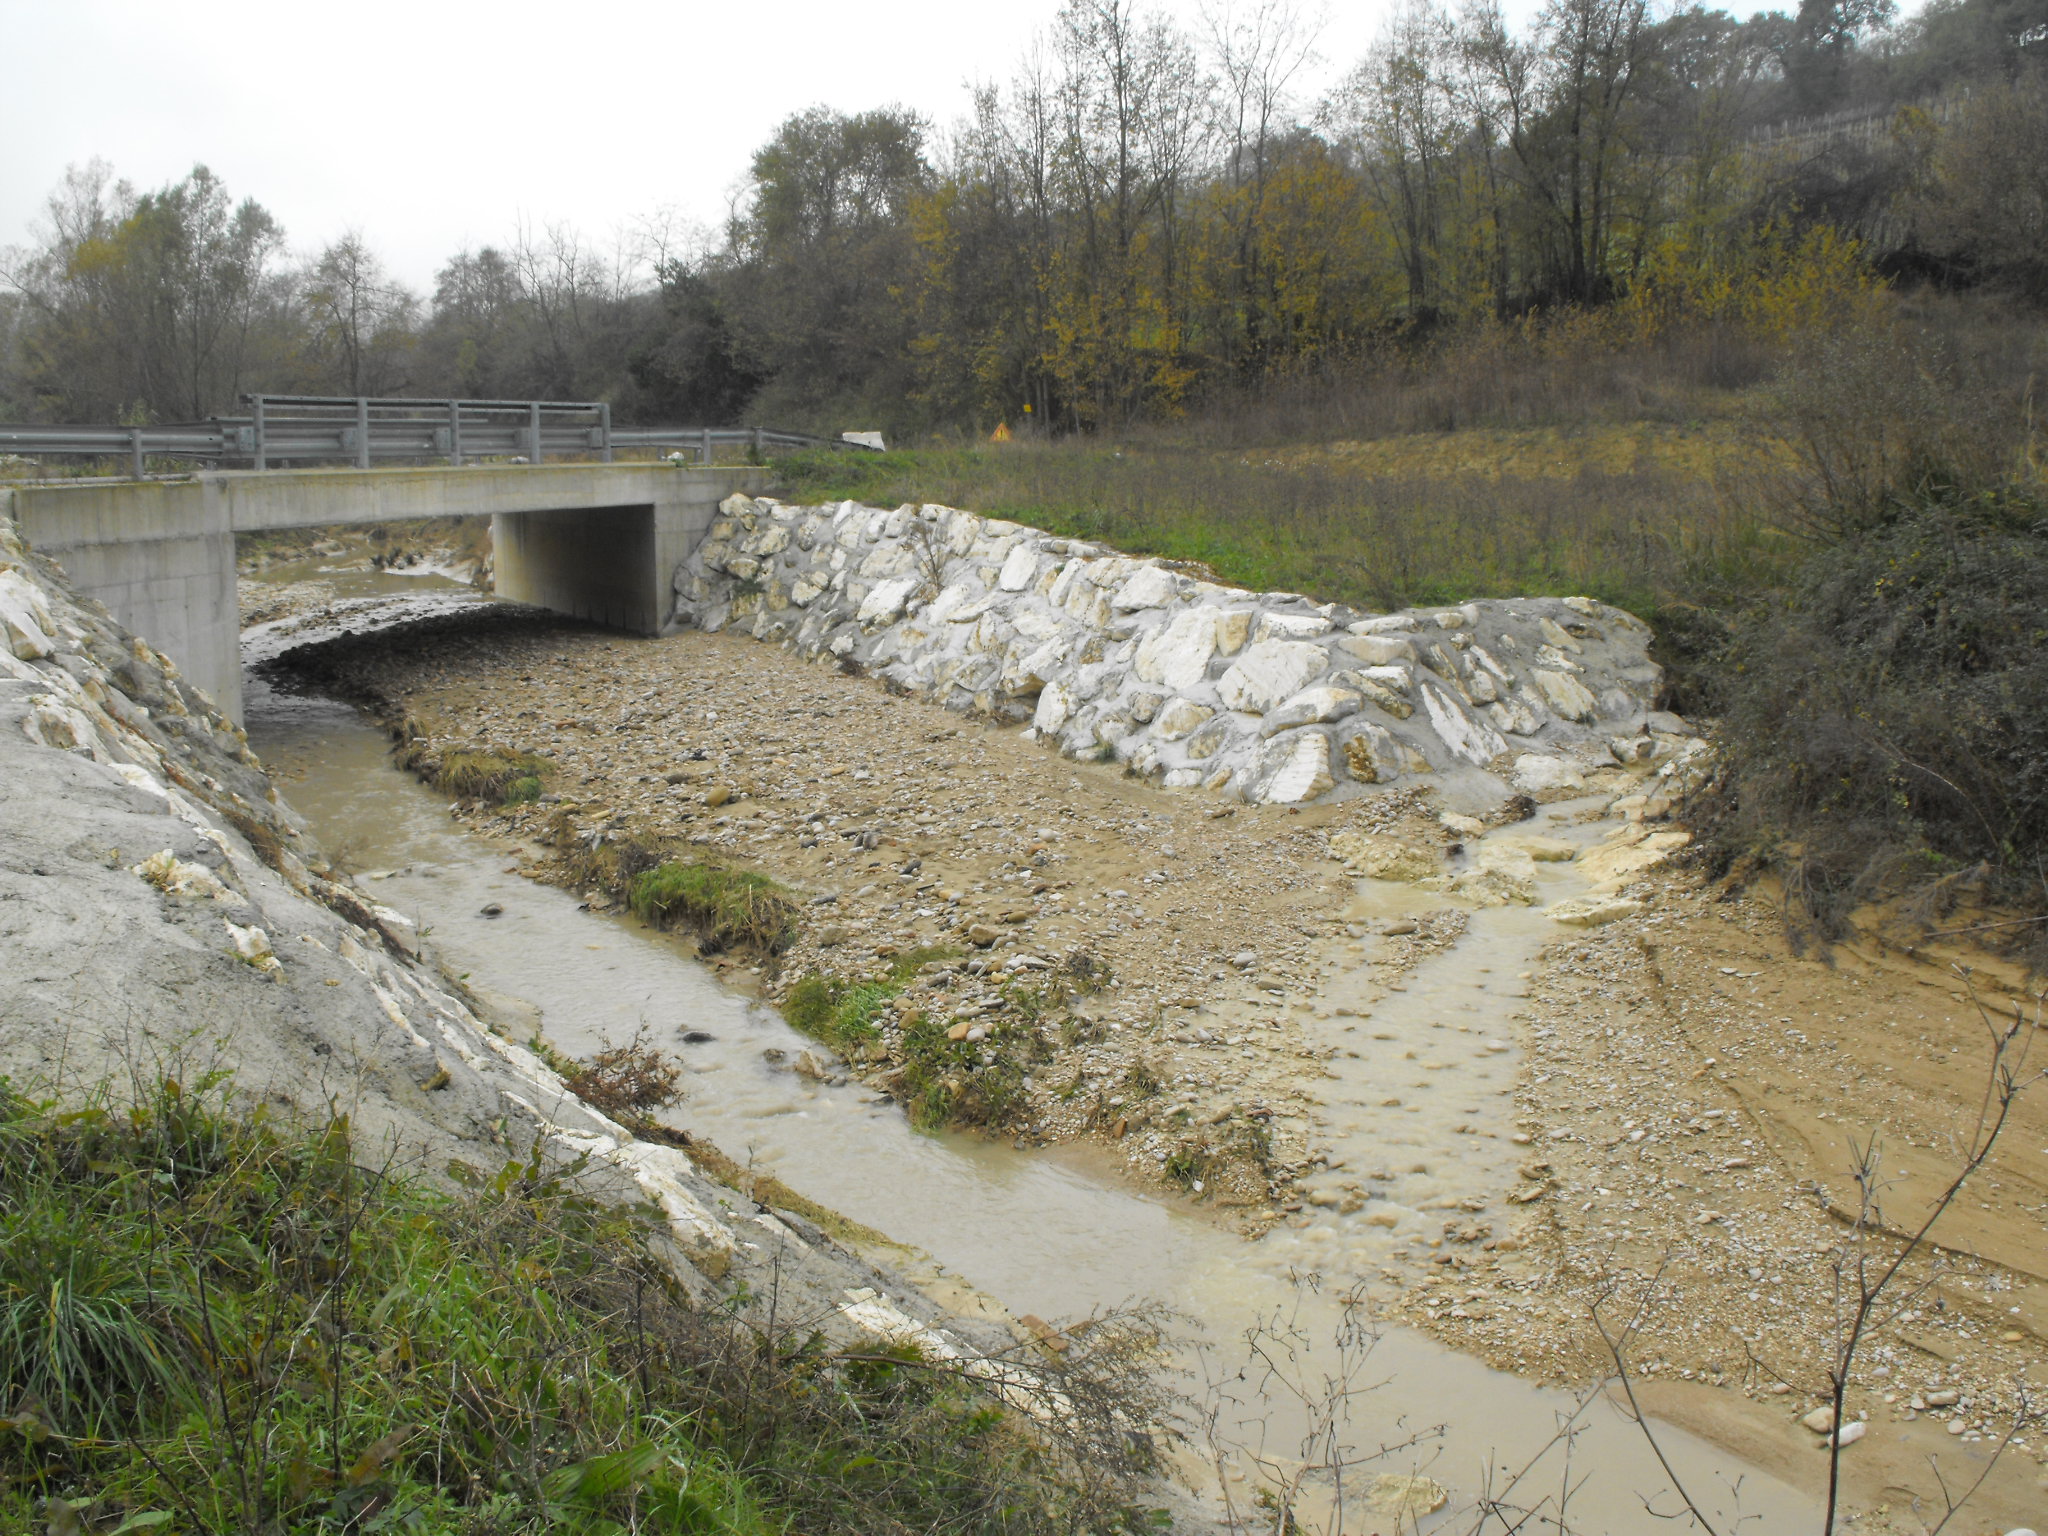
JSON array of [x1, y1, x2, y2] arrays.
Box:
[[3, 463, 762, 722]]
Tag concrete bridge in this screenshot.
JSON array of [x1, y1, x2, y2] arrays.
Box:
[[0, 463, 764, 721]]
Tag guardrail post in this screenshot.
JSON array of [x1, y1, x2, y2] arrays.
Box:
[[751, 426, 763, 459], [529, 402, 542, 466], [448, 400, 462, 466], [252, 394, 267, 470], [700, 426, 712, 466], [355, 397, 370, 469], [130, 428, 144, 480], [599, 402, 613, 464]]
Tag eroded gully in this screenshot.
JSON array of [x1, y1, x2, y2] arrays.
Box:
[[241, 574, 1813, 1533]]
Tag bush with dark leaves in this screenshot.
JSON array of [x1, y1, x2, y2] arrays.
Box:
[[1698, 491, 2048, 945]]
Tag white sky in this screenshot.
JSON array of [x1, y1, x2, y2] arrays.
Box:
[[5, 0, 1805, 294], [0, 0, 1450, 293]]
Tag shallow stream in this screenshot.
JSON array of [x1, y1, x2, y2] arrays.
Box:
[[242, 579, 1814, 1533]]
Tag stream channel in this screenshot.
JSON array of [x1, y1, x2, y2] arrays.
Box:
[[241, 565, 1814, 1533]]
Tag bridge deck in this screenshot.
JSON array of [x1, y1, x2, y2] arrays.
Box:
[[2, 464, 764, 721]]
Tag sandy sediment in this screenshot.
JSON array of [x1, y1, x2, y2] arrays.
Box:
[[1388, 873, 2048, 1525]]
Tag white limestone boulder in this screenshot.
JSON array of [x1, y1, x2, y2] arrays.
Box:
[[1112, 565, 1180, 611], [1217, 640, 1329, 715], [1253, 731, 1335, 804], [1154, 697, 1214, 740], [1133, 609, 1217, 691], [1259, 686, 1361, 738], [1511, 753, 1586, 796]]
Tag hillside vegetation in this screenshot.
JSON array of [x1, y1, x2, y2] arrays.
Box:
[[2, 0, 2043, 435]]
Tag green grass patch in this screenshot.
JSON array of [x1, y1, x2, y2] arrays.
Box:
[[894, 1013, 1030, 1133], [628, 862, 797, 954], [500, 773, 544, 806], [0, 1076, 773, 1535], [784, 976, 894, 1052], [766, 439, 1788, 628], [782, 949, 1034, 1132], [0, 1076, 1164, 1535], [391, 722, 553, 805], [783, 948, 962, 1056]]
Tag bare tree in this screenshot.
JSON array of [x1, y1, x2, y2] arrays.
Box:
[[1335, 0, 1462, 321], [302, 231, 419, 396], [1206, 0, 1323, 360]]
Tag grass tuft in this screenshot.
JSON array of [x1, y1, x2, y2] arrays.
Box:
[[432, 748, 552, 800], [628, 862, 797, 954], [500, 773, 544, 806]]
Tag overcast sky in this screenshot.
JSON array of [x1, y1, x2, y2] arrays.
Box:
[[0, 0, 1426, 292], [8, 0, 1820, 295]]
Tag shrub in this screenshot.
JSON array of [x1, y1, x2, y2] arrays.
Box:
[[1697, 495, 2048, 943], [563, 1031, 687, 1121], [1695, 330, 2048, 951]]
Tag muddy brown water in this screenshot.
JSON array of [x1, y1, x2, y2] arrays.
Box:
[[242, 580, 1815, 1533]]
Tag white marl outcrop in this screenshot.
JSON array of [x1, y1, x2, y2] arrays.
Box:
[[0, 511, 1006, 1346], [673, 496, 1689, 807]]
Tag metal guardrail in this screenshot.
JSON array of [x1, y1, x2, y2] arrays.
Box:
[[0, 395, 871, 478]]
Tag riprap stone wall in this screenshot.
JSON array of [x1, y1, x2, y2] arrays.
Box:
[[673, 496, 1685, 807]]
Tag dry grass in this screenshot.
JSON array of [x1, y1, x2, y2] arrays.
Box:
[[1168, 321, 1779, 446], [432, 748, 553, 800], [771, 435, 1785, 626]]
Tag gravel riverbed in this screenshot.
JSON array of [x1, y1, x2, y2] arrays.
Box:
[[258, 592, 2048, 1529]]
